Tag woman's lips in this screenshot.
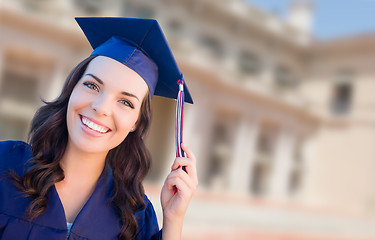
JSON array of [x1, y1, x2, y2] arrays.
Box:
[[79, 115, 111, 136]]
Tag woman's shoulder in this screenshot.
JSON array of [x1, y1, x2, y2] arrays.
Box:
[[141, 195, 158, 219], [0, 140, 31, 154], [0, 141, 33, 223], [134, 194, 161, 239], [0, 140, 32, 175], [143, 194, 153, 206]]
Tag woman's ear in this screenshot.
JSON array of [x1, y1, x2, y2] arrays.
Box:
[[130, 125, 136, 132], [131, 116, 141, 132]]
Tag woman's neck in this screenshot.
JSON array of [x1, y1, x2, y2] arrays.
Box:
[[59, 141, 107, 186], [55, 141, 109, 223]]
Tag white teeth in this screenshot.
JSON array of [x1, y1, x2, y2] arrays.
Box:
[[81, 116, 108, 133]]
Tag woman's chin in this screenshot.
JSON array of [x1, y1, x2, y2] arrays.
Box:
[[68, 137, 110, 155]]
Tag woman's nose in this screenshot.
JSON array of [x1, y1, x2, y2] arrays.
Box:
[[91, 95, 112, 116]]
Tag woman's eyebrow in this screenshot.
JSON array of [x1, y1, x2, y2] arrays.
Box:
[[121, 91, 139, 102], [85, 73, 140, 102], [85, 73, 103, 84]]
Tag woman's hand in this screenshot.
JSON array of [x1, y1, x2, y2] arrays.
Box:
[[160, 143, 198, 239]]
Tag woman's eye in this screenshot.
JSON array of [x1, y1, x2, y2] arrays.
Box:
[[83, 82, 99, 91], [119, 99, 134, 109]]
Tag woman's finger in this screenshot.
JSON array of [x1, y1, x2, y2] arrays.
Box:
[[181, 143, 196, 163], [166, 167, 196, 191], [171, 157, 198, 185], [171, 157, 192, 171]]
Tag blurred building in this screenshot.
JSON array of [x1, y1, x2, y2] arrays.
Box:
[[1, 0, 375, 239]]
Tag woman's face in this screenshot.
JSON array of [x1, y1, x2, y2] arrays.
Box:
[[66, 56, 149, 155]]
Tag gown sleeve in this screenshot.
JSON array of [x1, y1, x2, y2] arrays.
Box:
[[0, 141, 31, 176], [135, 195, 162, 240], [0, 141, 68, 240]]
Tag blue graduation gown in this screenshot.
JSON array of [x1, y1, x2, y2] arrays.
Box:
[[0, 141, 162, 240]]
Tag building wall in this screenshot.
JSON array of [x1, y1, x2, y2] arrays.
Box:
[[300, 39, 375, 216]]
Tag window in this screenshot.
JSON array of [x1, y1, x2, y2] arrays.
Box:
[[0, 71, 39, 104], [238, 52, 262, 75], [122, 3, 156, 18], [330, 71, 354, 115], [0, 51, 50, 141], [274, 66, 298, 91], [74, 0, 109, 14], [199, 35, 224, 59], [0, 116, 29, 141], [205, 122, 232, 189], [250, 122, 277, 196], [250, 162, 270, 195], [288, 140, 304, 195], [288, 170, 302, 194], [168, 19, 184, 36], [135, 6, 155, 18]]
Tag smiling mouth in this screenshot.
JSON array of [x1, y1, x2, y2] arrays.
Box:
[[80, 115, 111, 134]]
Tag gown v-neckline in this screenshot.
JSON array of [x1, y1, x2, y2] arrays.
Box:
[[51, 164, 110, 230], [53, 182, 94, 226], [42, 163, 122, 239]]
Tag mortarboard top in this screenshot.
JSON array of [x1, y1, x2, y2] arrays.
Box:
[[75, 17, 193, 104]]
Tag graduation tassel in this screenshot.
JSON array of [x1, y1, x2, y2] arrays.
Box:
[[174, 77, 186, 195], [176, 77, 185, 158]]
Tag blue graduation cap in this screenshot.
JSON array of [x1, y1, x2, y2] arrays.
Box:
[[75, 17, 193, 104]]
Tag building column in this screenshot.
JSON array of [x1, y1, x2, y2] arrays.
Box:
[[180, 98, 217, 188], [299, 131, 317, 203], [228, 116, 260, 194], [269, 126, 296, 200], [261, 52, 275, 88], [223, 46, 238, 75]]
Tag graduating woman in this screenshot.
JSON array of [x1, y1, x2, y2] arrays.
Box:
[[0, 17, 197, 240]]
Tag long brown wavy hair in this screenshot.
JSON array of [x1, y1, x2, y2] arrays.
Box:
[[10, 55, 153, 240]]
